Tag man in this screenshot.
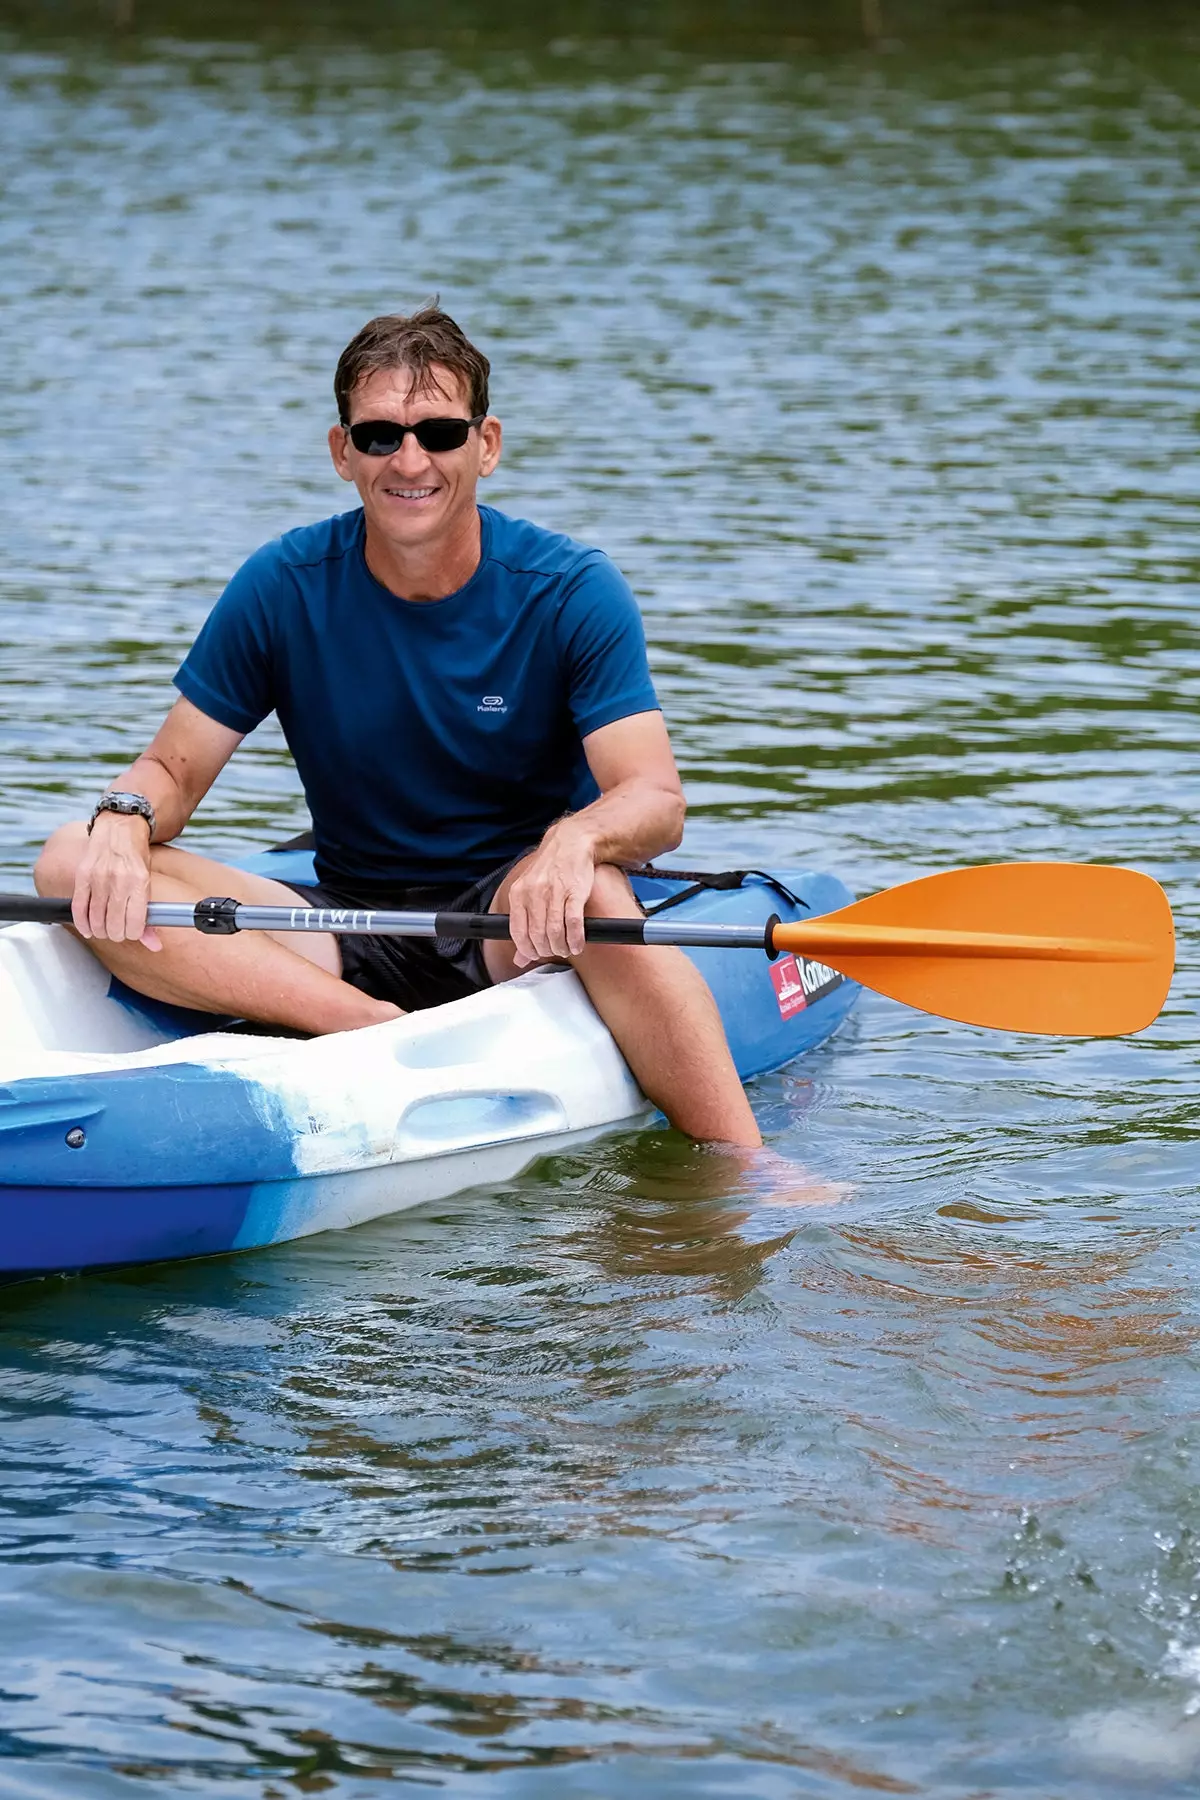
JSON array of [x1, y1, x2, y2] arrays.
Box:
[[35, 306, 760, 1147]]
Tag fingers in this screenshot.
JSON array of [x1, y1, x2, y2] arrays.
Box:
[[70, 872, 94, 938], [563, 887, 586, 959], [125, 884, 150, 948], [507, 876, 587, 964], [71, 858, 152, 945], [507, 880, 535, 968], [104, 878, 131, 944], [511, 876, 560, 966], [530, 880, 559, 961], [503, 839, 612, 967], [508, 876, 550, 967], [543, 881, 584, 960]]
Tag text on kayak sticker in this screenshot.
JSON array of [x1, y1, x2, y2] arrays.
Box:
[[770, 952, 844, 1018]]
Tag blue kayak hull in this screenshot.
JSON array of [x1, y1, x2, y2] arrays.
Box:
[[0, 861, 858, 1275]]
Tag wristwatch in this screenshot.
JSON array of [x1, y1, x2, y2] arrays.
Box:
[[87, 791, 157, 838]]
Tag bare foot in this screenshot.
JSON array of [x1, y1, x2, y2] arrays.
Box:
[[699, 1141, 854, 1208]]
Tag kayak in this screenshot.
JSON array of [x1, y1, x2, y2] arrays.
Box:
[[0, 851, 859, 1277]]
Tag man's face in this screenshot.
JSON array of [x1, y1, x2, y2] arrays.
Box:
[[327, 362, 501, 552]]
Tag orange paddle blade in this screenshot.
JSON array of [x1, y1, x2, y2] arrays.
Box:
[[770, 863, 1174, 1036]]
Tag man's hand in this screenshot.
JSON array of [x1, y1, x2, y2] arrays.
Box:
[[72, 812, 162, 950], [505, 823, 597, 966], [486, 714, 684, 977], [62, 700, 244, 953]]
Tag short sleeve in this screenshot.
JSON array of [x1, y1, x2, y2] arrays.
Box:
[[556, 554, 660, 738], [174, 544, 279, 734]]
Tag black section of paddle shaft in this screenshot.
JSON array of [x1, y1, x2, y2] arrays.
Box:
[[433, 911, 650, 945], [0, 893, 73, 924]]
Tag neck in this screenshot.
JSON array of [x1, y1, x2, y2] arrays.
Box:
[[362, 505, 483, 602]]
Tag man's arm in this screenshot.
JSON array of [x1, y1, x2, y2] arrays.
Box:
[[72, 697, 244, 946], [504, 709, 685, 966]]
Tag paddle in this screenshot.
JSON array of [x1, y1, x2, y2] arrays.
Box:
[[0, 861, 1173, 1037]]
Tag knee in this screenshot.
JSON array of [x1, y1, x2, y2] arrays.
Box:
[[585, 863, 639, 917], [34, 821, 88, 897]]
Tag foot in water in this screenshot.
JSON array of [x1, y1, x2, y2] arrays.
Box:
[[698, 1140, 854, 1208]]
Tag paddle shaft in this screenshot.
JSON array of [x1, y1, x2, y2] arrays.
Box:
[[0, 893, 774, 949], [0, 893, 1153, 964]]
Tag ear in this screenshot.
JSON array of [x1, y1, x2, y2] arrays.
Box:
[[328, 423, 353, 482], [478, 415, 503, 480]]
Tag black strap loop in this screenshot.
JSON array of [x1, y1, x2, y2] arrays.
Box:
[[629, 866, 811, 918]]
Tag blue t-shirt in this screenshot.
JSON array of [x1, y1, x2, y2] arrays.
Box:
[[175, 504, 660, 884]]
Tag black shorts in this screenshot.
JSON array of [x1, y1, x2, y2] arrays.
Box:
[[281, 859, 520, 1014]]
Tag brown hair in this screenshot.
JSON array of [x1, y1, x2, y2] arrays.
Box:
[[334, 304, 490, 423]]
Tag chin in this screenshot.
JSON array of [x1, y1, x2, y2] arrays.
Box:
[[375, 504, 442, 536]]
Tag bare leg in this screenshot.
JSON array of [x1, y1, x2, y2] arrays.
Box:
[[34, 824, 399, 1034], [483, 860, 761, 1148]]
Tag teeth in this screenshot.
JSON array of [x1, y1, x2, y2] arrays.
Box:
[[388, 488, 435, 499]]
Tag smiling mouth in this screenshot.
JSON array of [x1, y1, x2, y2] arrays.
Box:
[[384, 486, 438, 501]]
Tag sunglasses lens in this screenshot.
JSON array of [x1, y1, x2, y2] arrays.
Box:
[[349, 422, 403, 456], [414, 419, 471, 452], [347, 418, 475, 455]]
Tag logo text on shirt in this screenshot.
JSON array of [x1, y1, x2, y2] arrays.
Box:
[[477, 695, 507, 713]]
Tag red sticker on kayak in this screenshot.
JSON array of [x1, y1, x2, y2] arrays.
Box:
[[770, 952, 846, 1018], [770, 954, 808, 1018]]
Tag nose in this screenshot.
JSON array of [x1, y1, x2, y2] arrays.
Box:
[[388, 432, 433, 477]]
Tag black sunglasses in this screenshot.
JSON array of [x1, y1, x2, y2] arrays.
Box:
[[344, 415, 485, 456]]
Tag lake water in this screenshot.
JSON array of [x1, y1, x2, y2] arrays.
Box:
[[1, 6, 1199, 1793]]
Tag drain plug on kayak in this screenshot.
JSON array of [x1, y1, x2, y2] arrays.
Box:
[[64, 1127, 86, 1149]]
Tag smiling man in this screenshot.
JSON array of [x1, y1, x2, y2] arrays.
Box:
[[35, 306, 760, 1146]]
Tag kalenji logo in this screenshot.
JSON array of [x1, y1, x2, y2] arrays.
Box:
[[477, 694, 507, 713]]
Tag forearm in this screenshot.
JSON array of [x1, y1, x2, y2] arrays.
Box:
[[100, 751, 196, 843], [544, 777, 685, 868]]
